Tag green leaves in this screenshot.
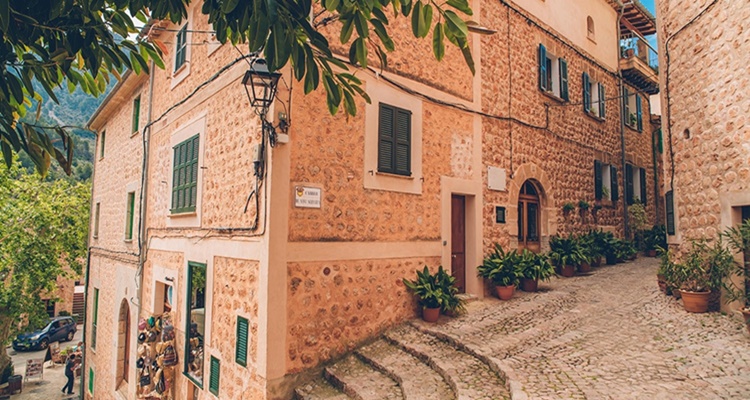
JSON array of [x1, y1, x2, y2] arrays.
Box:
[[410, 1, 433, 38], [432, 22, 445, 61]]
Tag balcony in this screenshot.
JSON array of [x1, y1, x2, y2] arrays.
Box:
[[620, 36, 659, 95]]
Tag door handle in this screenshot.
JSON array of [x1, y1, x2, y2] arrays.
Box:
[[451, 255, 457, 258]]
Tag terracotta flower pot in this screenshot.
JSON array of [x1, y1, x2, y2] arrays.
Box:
[[560, 265, 576, 278], [681, 290, 710, 313], [521, 278, 539, 292], [496, 285, 516, 300], [672, 288, 681, 299], [422, 307, 440, 323], [591, 257, 602, 268], [579, 263, 592, 274], [646, 249, 657, 257], [605, 255, 618, 265]]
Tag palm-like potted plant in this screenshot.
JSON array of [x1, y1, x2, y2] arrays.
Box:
[[403, 266, 466, 322], [587, 230, 606, 267], [721, 219, 750, 332], [518, 249, 555, 292], [576, 234, 596, 273], [478, 244, 521, 300], [676, 239, 733, 313], [549, 236, 585, 277]]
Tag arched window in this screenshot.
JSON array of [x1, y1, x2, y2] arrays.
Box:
[[587, 16, 595, 40]]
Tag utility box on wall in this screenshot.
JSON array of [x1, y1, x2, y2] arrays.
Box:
[[488, 166, 507, 191]]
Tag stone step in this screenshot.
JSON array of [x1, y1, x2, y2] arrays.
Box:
[[355, 339, 455, 400], [323, 355, 403, 400], [384, 324, 510, 400], [295, 378, 354, 400]]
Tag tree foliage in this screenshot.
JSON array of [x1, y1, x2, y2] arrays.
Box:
[[0, 0, 473, 176], [0, 160, 90, 372]]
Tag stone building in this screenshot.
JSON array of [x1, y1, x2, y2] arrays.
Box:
[[83, 0, 661, 398], [656, 0, 750, 312]]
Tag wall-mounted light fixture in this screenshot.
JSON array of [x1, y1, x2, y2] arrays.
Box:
[[241, 58, 282, 111]]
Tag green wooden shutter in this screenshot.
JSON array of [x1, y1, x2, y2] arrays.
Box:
[[594, 160, 603, 200], [171, 135, 199, 213], [378, 104, 395, 173], [538, 44, 548, 91], [623, 87, 630, 125], [88, 367, 94, 394], [599, 84, 606, 118], [132, 96, 140, 133], [610, 166, 619, 201], [559, 58, 568, 101], [126, 192, 135, 240], [657, 128, 663, 153], [582, 72, 590, 113], [209, 356, 220, 395], [236, 317, 249, 366], [640, 168, 647, 204], [92, 288, 99, 349], [394, 108, 411, 176], [636, 94, 643, 132], [625, 164, 634, 205], [666, 191, 675, 235], [175, 25, 187, 71]]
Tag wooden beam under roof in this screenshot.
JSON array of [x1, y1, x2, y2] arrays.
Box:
[[620, 1, 657, 37]]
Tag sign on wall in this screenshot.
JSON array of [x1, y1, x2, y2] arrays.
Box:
[[294, 186, 322, 208]]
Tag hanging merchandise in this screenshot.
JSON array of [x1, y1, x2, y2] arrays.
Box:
[[137, 312, 176, 400]]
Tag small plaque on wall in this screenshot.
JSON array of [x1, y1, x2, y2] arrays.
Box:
[[496, 206, 506, 223], [294, 186, 322, 208]]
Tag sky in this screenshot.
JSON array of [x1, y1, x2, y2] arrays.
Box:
[[641, 0, 656, 14]]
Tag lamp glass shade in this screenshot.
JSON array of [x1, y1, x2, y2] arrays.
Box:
[[242, 59, 281, 109]]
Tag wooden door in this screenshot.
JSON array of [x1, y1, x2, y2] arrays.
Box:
[[451, 195, 466, 293], [123, 306, 130, 382], [518, 181, 541, 252]]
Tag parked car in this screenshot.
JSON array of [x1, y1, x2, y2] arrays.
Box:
[[12, 316, 77, 351]]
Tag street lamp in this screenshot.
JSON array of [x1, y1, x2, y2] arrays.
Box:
[[241, 58, 282, 111]]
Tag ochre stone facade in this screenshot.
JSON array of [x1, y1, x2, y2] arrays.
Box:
[[85, 0, 662, 398]]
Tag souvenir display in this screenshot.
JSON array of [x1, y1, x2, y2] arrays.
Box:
[[137, 312, 176, 400]]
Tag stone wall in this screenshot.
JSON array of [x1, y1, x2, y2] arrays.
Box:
[[286, 257, 440, 373], [657, 0, 750, 244]]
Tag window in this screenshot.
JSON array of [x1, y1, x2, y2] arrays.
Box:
[[594, 160, 619, 202], [665, 191, 675, 235], [99, 131, 106, 159], [587, 16, 595, 40], [538, 44, 569, 101], [185, 262, 207, 387], [93, 203, 100, 239], [623, 88, 643, 131], [92, 288, 99, 350], [175, 25, 188, 72], [209, 356, 220, 396], [171, 135, 200, 214], [378, 104, 411, 176], [236, 316, 249, 366], [626, 165, 647, 205], [125, 192, 135, 240], [132, 96, 141, 134], [89, 367, 94, 394], [582, 73, 605, 119]]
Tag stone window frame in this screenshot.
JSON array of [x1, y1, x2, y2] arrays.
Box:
[[623, 88, 643, 132], [171, 19, 192, 89], [538, 43, 569, 102], [582, 72, 606, 120]]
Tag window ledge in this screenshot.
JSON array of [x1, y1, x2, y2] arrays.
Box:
[[173, 64, 188, 77], [169, 210, 197, 218], [375, 171, 414, 180], [585, 112, 605, 122], [124, 239, 133, 243], [130, 130, 140, 138], [595, 199, 615, 208], [541, 90, 566, 103], [625, 124, 641, 133]]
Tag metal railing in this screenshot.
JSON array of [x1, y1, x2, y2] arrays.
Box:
[[620, 35, 658, 74]]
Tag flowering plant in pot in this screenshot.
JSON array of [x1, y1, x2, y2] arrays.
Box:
[[721, 219, 750, 332], [478, 244, 521, 300], [518, 249, 555, 292], [403, 266, 465, 322], [549, 235, 585, 277]]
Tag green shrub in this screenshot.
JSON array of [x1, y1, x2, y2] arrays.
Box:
[[403, 266, 466, 313], [478, 244, 521, 287]]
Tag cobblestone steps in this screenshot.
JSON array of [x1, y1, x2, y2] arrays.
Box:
[[295, 378, 354, 400], [323, 355, 402, 400], [355, 339, 455, 400]]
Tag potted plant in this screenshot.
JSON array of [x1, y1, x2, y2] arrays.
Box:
[[600, 232, 620, 265], [676, 240, 733, 313], [721, 219, 750, 332], [478, 244, 521, 300], [403, 266, 465, 322], [518, 249, 555, 292], [576, 234, 595, 273], [549, 235, 585, 277], [562, 202, 575, 215], [587, 229, 606, 267], [629, 113, 637, 126]]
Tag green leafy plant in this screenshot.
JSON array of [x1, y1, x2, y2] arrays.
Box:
[[548, 236, 585, 267], [478, 244, 521, 287], [672, 239, 733, 293], [722, 219, 750, 308], [518, 249, 555, 282], [403, 266, 465, 313], [578, 200, 590, 211], [562, 202, 575, 213]]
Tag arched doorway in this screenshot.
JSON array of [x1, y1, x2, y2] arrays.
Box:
[[117, 299, 130, 390], [518, 180, 542, 252]]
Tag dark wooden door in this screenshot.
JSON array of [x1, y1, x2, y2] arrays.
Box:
[[123, 307, 130, 382], [451, 195, 466, 293], [518, 181, 541, 252]]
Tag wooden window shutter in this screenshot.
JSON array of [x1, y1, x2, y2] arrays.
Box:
[[640, 168, 647, 203], [594, 160, 603, 200], [582, 72, 590, 113], [599, 84, 606, 118], [623, 87, 630, 122], [538, 44, 548, 91], [132, 96, 140, 133], [236, 317, 249, 367], [175, 25, 188, 71], [610, 166, 619, 201], [559, 58, 569, 101], [88, 367, 94, 394], [666, 190, 675, 235], [625, 164, 634, 205], [209, 356, 220, 395], [171, 135, 199, 213], [378, 104, 395, 173], [394, 108, 412, 176], [636, 94, 643, 132]]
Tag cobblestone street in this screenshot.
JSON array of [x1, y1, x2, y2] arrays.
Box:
[[298, 257, 750, 400]]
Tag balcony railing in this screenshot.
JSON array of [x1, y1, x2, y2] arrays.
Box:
[[620, 36, 658, 74]]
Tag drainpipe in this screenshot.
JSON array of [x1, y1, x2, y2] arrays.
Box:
[[79, 250, 92, 398], [616, 0, 630, 238], [651, 125, 660, 225], [136, 62, 156, 318]]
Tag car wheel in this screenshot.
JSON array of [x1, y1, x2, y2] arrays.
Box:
[[66, 331, 74, 342], [39, 338, 49, 350]]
